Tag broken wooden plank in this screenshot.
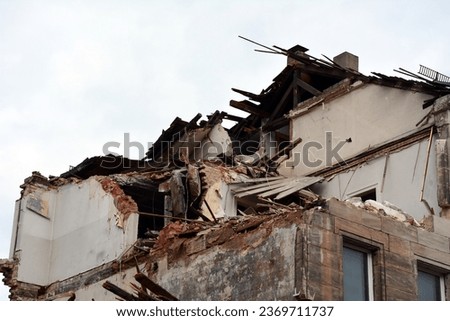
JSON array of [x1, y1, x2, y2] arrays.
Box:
[[130, 282, 157, 301], [231, 88, 262, 101], [230, 100, 269, 117], [221, 112, 245, 122], [204, 199, 218, 223], [135, 273, 179, 301], [103, 281, 138, 301]]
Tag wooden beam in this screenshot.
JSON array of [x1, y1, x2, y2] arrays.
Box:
[[135, 273, 179, 301], [230, 100, 269, 117], [231, 88, 262, 101], [296, 78, 322, 96], [293, 70, 299, 109], [103, 281, 138, 301], [221, 112, 245, 122], [297, 64, 353, 79], [268, 83, 293, 122]]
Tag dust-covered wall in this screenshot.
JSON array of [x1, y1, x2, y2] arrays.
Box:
[[10, 177, 139, 286], [147, 214, 301, 300]]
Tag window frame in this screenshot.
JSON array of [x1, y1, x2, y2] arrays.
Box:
[[347, 184, 377, 202], [417, 260, 448, 301], [342, 238, 376, 301]]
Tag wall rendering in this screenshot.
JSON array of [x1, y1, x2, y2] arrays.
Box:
[[11, 177, 139, 286]]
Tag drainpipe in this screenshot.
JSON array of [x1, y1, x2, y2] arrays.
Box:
[[433, 95, 450, 218]]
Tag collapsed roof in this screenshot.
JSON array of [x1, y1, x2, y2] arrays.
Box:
[[55, 43, 450, 224]]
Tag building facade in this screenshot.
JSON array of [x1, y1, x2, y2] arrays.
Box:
[[2, 45, 450, 301]]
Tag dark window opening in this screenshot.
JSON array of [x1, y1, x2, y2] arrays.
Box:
[[356, 188, 376, 202], [236, 196, 259, 216], [121, 186, 166, 238]]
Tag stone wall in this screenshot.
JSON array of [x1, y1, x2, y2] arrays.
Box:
[[146, 198, 450, 301]]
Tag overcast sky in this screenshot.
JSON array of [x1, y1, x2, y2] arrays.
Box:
[[1, 0, 449, 301]]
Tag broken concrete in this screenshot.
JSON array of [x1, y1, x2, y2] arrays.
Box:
[[3, 43, 450, 301]]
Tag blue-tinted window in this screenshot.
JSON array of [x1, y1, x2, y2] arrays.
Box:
[[343, 246, 370, 300], [418, 270, 441, 301]]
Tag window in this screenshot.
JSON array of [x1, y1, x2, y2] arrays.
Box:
[[121, 186, 166, 237], [418, 269, 445, 301], [356, 188, 376, 202], [347, 185, 377, 202], [343, 245, 374, 300]]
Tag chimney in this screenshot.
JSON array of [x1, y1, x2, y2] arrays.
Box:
[[333, 51, 359, 71]]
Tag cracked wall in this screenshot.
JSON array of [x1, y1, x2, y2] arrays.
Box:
[[10, 176, 139, 287], [146, 212, 302, 300]]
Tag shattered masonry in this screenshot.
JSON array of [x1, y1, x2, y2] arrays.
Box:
[[2, 44, 450, 300]]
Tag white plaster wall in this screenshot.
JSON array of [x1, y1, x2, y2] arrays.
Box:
[[9, 201, 21, 258], [49, 178, 138, 282], [13, 178, 139, 285], [13, 190, 55, 285], [282, 84, 433, 176], [193, 123, 232, 161], [312, 139, 439, 220], [221, 182, 237, 218], [70, 266, 139, 301]]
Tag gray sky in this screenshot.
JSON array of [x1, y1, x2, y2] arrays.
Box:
[[1, 0, 449, 301]]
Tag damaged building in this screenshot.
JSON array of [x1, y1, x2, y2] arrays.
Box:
[[2, 44, 450, 301]]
